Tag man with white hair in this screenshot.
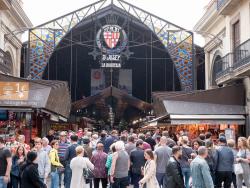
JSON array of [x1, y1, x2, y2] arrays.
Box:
[[154, 136, 172, 187], [91, 134, 99, 151], [42, 137, 51, 154], [190, 146, 214, 188], [110, 141, 130, 188]]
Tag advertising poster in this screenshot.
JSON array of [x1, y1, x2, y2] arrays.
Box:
[[91, 69, 105, 95], [118, 69, 132, 95]]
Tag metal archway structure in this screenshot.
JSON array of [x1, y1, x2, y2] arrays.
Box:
[[28, 0, 194, 91]]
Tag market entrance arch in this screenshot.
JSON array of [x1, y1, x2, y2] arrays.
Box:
[[28, 0, 194, 127]]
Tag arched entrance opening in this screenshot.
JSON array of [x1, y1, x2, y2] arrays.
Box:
[[28, 0, 194, 127], [43, 8, 181, 102]]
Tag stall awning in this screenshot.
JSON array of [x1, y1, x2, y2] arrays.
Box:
[[151, 84, 246, 125], [146, 114, 245, 126], [170, 114, 246, 125], [0, 74, 71, 118], [163, 100, 245, 115]]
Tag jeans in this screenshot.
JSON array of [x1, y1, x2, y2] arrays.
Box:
[[0, 177, 7, 188], [50, 171, 59, 188], [156, 173, 165, 187], [131, 173, 142, 188], [9, 175, 19, 188], [58, 171, 62, 186], [232, 173, 237, 188], [113, 177, 129, 188], [64, 165, 72, 188], [94, 178, 108, 188], [182, 167, 191, 188], [215, 171, 232, 188]]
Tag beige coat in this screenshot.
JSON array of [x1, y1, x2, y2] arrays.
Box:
[[141, 160, 160, 188], [70, 156, 94, 188]]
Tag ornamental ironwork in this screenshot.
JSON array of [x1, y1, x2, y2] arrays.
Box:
[[28, 0, 194, 91]]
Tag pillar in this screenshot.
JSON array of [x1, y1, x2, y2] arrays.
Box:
[[244, 77, 250, 136]]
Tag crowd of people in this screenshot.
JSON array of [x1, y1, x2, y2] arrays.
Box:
[[0, 128, 250, 188]]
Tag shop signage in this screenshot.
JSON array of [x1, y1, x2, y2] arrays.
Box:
[[225, 128, 235, 140], [100, 62, 121, 68], [50, 123, 71, 131], [0, 82, 29, 100], [93, 24, 130, 68]]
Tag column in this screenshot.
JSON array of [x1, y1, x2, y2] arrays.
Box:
[[205, 51, 210, 89], [244, 77, 250, 136]]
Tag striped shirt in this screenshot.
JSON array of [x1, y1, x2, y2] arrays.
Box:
[[58, 141, 69, 161]]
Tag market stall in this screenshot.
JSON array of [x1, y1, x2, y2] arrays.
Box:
[[0, 74, 71, 142], [151, 84, 246, 140]]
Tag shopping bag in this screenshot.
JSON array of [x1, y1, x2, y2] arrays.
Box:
[[234, 163, 243, 175]]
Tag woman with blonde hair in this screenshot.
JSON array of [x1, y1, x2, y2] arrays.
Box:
[[49, 140, 64, 188], [228, 139, 238, 188], [70, 145, 94, 188], [247, 136, 250, 149], [236, 137, 250, 188], [139, 149, 160, 188]]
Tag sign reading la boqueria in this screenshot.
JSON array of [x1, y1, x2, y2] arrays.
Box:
[[93, 24, 130, 68]]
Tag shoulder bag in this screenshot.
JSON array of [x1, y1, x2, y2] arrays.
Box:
[[83, 167, 94, 179], [234, 163, 243, 175]]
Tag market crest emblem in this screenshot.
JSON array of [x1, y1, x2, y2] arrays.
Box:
[[103, 25, 120, 49], [94, 24, 129, 68]]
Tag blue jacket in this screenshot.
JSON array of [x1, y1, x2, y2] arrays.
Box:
[[64, 143, 78, 165], [11, 156, 22, 177], [191, 156, 214, 188], [216, 145, 234, 172], [104, 136, 118, 153]]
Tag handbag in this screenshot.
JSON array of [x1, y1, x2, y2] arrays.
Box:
[[51, 151, 65, 173], [83, 167, 95, 179], [234, 163, 243, 175]]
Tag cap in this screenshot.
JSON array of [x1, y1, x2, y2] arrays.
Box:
[[82, 136, 90, 144], [219, 136, 227, 143]]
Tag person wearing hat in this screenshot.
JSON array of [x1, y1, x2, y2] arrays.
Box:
[[215, 136, 234, 188], [20, 151, 46, 188], [82, 136, 93, 159]]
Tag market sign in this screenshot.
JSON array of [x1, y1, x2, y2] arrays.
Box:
[[94, 24, 130, 68], [0, 82, 29, 100]]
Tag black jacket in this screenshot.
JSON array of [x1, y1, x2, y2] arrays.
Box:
[[20, 161, 46, 188], [130, 147, 146, 174], [164, 156, 185, 188], [145, 137, 156, 150]]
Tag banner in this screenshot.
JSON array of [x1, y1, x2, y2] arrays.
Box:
[[118, 69, 132, 95], [0, 82, 29, 100], [91, 69, 105, 95]]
